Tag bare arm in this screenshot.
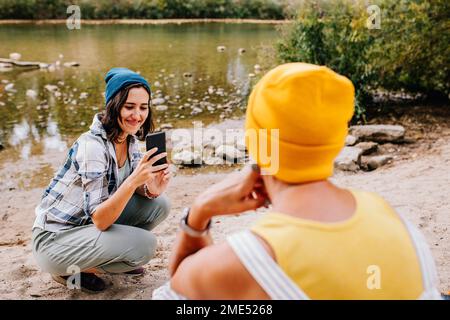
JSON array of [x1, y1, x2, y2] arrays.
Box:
[[170, 241, 271, 300], [90, 179, 138, 231], [167, 165, 271, 299], [168, 165, 268, 275]]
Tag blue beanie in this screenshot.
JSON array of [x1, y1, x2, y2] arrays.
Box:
[[104, 67, 151, 105]]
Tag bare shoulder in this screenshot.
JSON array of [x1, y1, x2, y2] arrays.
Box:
[[170, 235, 273, 300]]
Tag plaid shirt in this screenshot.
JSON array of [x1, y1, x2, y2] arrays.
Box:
[[33, 114, 143, 232]]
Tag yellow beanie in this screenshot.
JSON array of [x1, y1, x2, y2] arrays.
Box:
[[245, 63, 355, 183]]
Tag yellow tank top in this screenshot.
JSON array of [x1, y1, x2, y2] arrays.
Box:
[[251, 190, 424, 299]]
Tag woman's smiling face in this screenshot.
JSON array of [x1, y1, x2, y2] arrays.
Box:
[[118, 87, 150, 136]]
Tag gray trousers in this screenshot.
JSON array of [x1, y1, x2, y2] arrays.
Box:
[[32, 194, 170, 275]]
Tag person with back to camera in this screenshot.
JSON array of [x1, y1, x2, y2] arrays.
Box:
[[153, 63, 441, 300]]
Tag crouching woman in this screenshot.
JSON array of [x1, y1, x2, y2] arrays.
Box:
[[32, 68, 171, 293]]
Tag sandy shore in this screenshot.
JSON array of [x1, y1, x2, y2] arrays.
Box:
[[0, 127, 449, 299]]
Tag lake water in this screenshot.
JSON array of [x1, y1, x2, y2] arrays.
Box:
[[0, 23, 278, 164]]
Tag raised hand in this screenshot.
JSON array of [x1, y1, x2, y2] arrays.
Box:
[[145, 167, 171, 196], [128, 148, 169, 189], [187, 164, 269, 230]]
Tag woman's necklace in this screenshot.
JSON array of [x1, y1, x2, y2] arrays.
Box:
[[116, 136, 127, 144], [115, 137, 128, 168]]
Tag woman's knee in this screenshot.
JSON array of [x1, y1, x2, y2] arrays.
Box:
[[150, 194, 171, 222], [127, 231, 158, 265]]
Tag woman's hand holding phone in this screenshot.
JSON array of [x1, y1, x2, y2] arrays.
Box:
[[145, 167, 171, 196], [129, 148, 170, 191]]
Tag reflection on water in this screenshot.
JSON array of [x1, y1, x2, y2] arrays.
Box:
[[9, 119, 30, 147], [43, 118, 67, 152], [0, 23, 277, 164], [8, 117, 67, 160]]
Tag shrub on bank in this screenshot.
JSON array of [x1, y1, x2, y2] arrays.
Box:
[[370, 0, 450, 100], [277, 0, 449, 120]]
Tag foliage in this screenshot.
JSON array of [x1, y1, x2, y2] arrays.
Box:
[[276, 0, 449, 120], [0, 0, 288, 19]]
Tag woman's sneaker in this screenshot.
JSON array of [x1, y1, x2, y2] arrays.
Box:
[[52, 273, 106, 293]]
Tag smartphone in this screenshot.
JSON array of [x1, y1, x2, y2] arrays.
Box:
[[146, 131, 167, 166]]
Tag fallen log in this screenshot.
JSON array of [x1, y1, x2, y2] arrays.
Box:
[[0, 58, 80, 70], [0, 58, 40, 69]]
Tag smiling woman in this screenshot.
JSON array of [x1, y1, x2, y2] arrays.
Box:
[[101, 79, 154, 145], [120, 89, 150, 134], [31, 68, 171, 293]]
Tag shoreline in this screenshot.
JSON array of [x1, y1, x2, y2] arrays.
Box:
[[0, 19, 291, 26]]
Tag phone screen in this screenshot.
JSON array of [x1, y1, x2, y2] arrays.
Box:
[[145, 131, 167, 166]]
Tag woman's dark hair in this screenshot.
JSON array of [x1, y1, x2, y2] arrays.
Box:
[[100, 83, 154, 142]]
